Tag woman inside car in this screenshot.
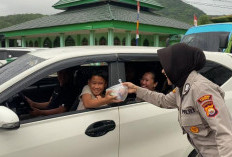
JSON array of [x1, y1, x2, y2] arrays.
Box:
[[140, 71, 158, 91]]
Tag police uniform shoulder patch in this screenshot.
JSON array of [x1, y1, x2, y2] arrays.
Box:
[[197, 95, 212, 104], [202, 101, 218, 117], [190, 126, 199, 133]]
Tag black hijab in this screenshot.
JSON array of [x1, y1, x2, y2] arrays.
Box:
[[157, 43, 206, 88]]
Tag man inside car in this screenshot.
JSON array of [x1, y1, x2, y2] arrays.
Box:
[[25, 69, 76, 116]]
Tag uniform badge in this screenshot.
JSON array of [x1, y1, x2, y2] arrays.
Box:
[[197, 95, 212, 104], [183, 83, 190, 95], [190, 126, 199, 133], [202, 101, 218, 117], [172, 88, 176, 93]]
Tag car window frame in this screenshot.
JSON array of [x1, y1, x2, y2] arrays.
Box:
[[0, 54, 117, 104], [117, 53, 160, 106], [21, 59, 121, 123], [8, 54, 120, 123]]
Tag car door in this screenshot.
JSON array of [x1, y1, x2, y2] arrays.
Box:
[[0, 55, 120, 157], [117, 54, 192, 157], [0, 109, 119, 157]]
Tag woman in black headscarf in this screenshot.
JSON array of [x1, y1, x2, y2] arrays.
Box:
[[123, 43, 232, 157]]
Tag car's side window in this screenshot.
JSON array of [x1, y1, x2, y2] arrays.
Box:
[[1, 61, 113, 122], [122, 60, 232, 105], [123, 61, 173, 105], [72, 62, 109, 111], [198, 61, 232, 86]]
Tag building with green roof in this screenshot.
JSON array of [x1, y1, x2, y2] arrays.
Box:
[[0, 0, 192, 48]]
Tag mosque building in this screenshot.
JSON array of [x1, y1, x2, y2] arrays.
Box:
[[0, 0, 191, 48]]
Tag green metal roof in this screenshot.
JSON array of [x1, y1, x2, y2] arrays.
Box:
[[54, 0, 81, 6], [0, 4, 191, 34], [53, 0, 164, 10]]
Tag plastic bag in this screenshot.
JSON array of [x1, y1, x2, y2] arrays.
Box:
[[106, 79, 128, 101]]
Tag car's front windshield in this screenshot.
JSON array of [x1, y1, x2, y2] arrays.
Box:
[[181, 32, 229, 52], [0, 54, 45, 85]]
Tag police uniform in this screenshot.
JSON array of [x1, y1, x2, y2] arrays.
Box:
[[136, 71, 232, 157]]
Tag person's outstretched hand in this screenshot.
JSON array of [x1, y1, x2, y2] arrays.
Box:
[[122, 82, 138, 94]]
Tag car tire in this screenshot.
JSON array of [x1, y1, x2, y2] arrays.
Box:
[[188, 149, 198, 157]]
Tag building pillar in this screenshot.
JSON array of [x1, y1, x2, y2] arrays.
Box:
[[13, 40, 17, 47], [126, 31, 131, 46], [76, 35, 81, 46], [139, 34, 142, 46], [153, 34, 159, 47], [90, 30, 95, 46], [51, 38, 54, 48], [21, 36, 26, 47], [108, 28, 114, 46], [60, 33, 65, 47], [38, 37, 42, 47], [5, 38, 9, 48]]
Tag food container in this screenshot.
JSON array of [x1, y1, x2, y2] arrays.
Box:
[[106, 83, 128, 101]]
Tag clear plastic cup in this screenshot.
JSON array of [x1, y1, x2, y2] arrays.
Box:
[[106, 83, 128, 101]]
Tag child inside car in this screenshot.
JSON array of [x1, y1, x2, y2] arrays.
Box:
[[77, 70, 121, 110]]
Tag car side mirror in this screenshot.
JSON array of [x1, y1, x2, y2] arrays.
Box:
[[0, 106, 20, 130]]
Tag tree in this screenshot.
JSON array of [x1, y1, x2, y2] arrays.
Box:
[[198, 15, 212, 25], [0, 14, 44, 29]]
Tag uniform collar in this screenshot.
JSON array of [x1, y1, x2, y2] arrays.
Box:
[[182, 71, 198, 96]]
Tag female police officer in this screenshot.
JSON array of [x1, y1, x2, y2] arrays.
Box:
[[123, 43, 232, 157]]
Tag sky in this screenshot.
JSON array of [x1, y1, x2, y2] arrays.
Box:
[[182, 0, 232, 15], [0, 0, 232, 16], [0, 0, 62, 16]]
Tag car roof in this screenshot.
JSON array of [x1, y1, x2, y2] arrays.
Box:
[[0, 47, 47, 52], [185, 23, 232, 35], [29, 46, 231, 63], [30, 46, 160, 59], [27, 46, 232, 73]]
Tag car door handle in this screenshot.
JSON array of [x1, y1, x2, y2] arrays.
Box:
[[85, 120, 116, 137]]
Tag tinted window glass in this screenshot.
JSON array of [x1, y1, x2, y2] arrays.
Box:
[[198, 61, 232, 86], [0, 50, 30, 59], [0, 54, 45, 85], [181, 32, 229, 52], [124, 61, 173, 105]]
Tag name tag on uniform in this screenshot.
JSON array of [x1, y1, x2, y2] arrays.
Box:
[[182, 107, 195, 114]]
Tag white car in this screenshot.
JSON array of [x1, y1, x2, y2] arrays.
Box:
[[0, 46, 232, 157]]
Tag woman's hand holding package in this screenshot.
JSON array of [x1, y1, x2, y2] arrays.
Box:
[[122, 82, 138, 94]]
